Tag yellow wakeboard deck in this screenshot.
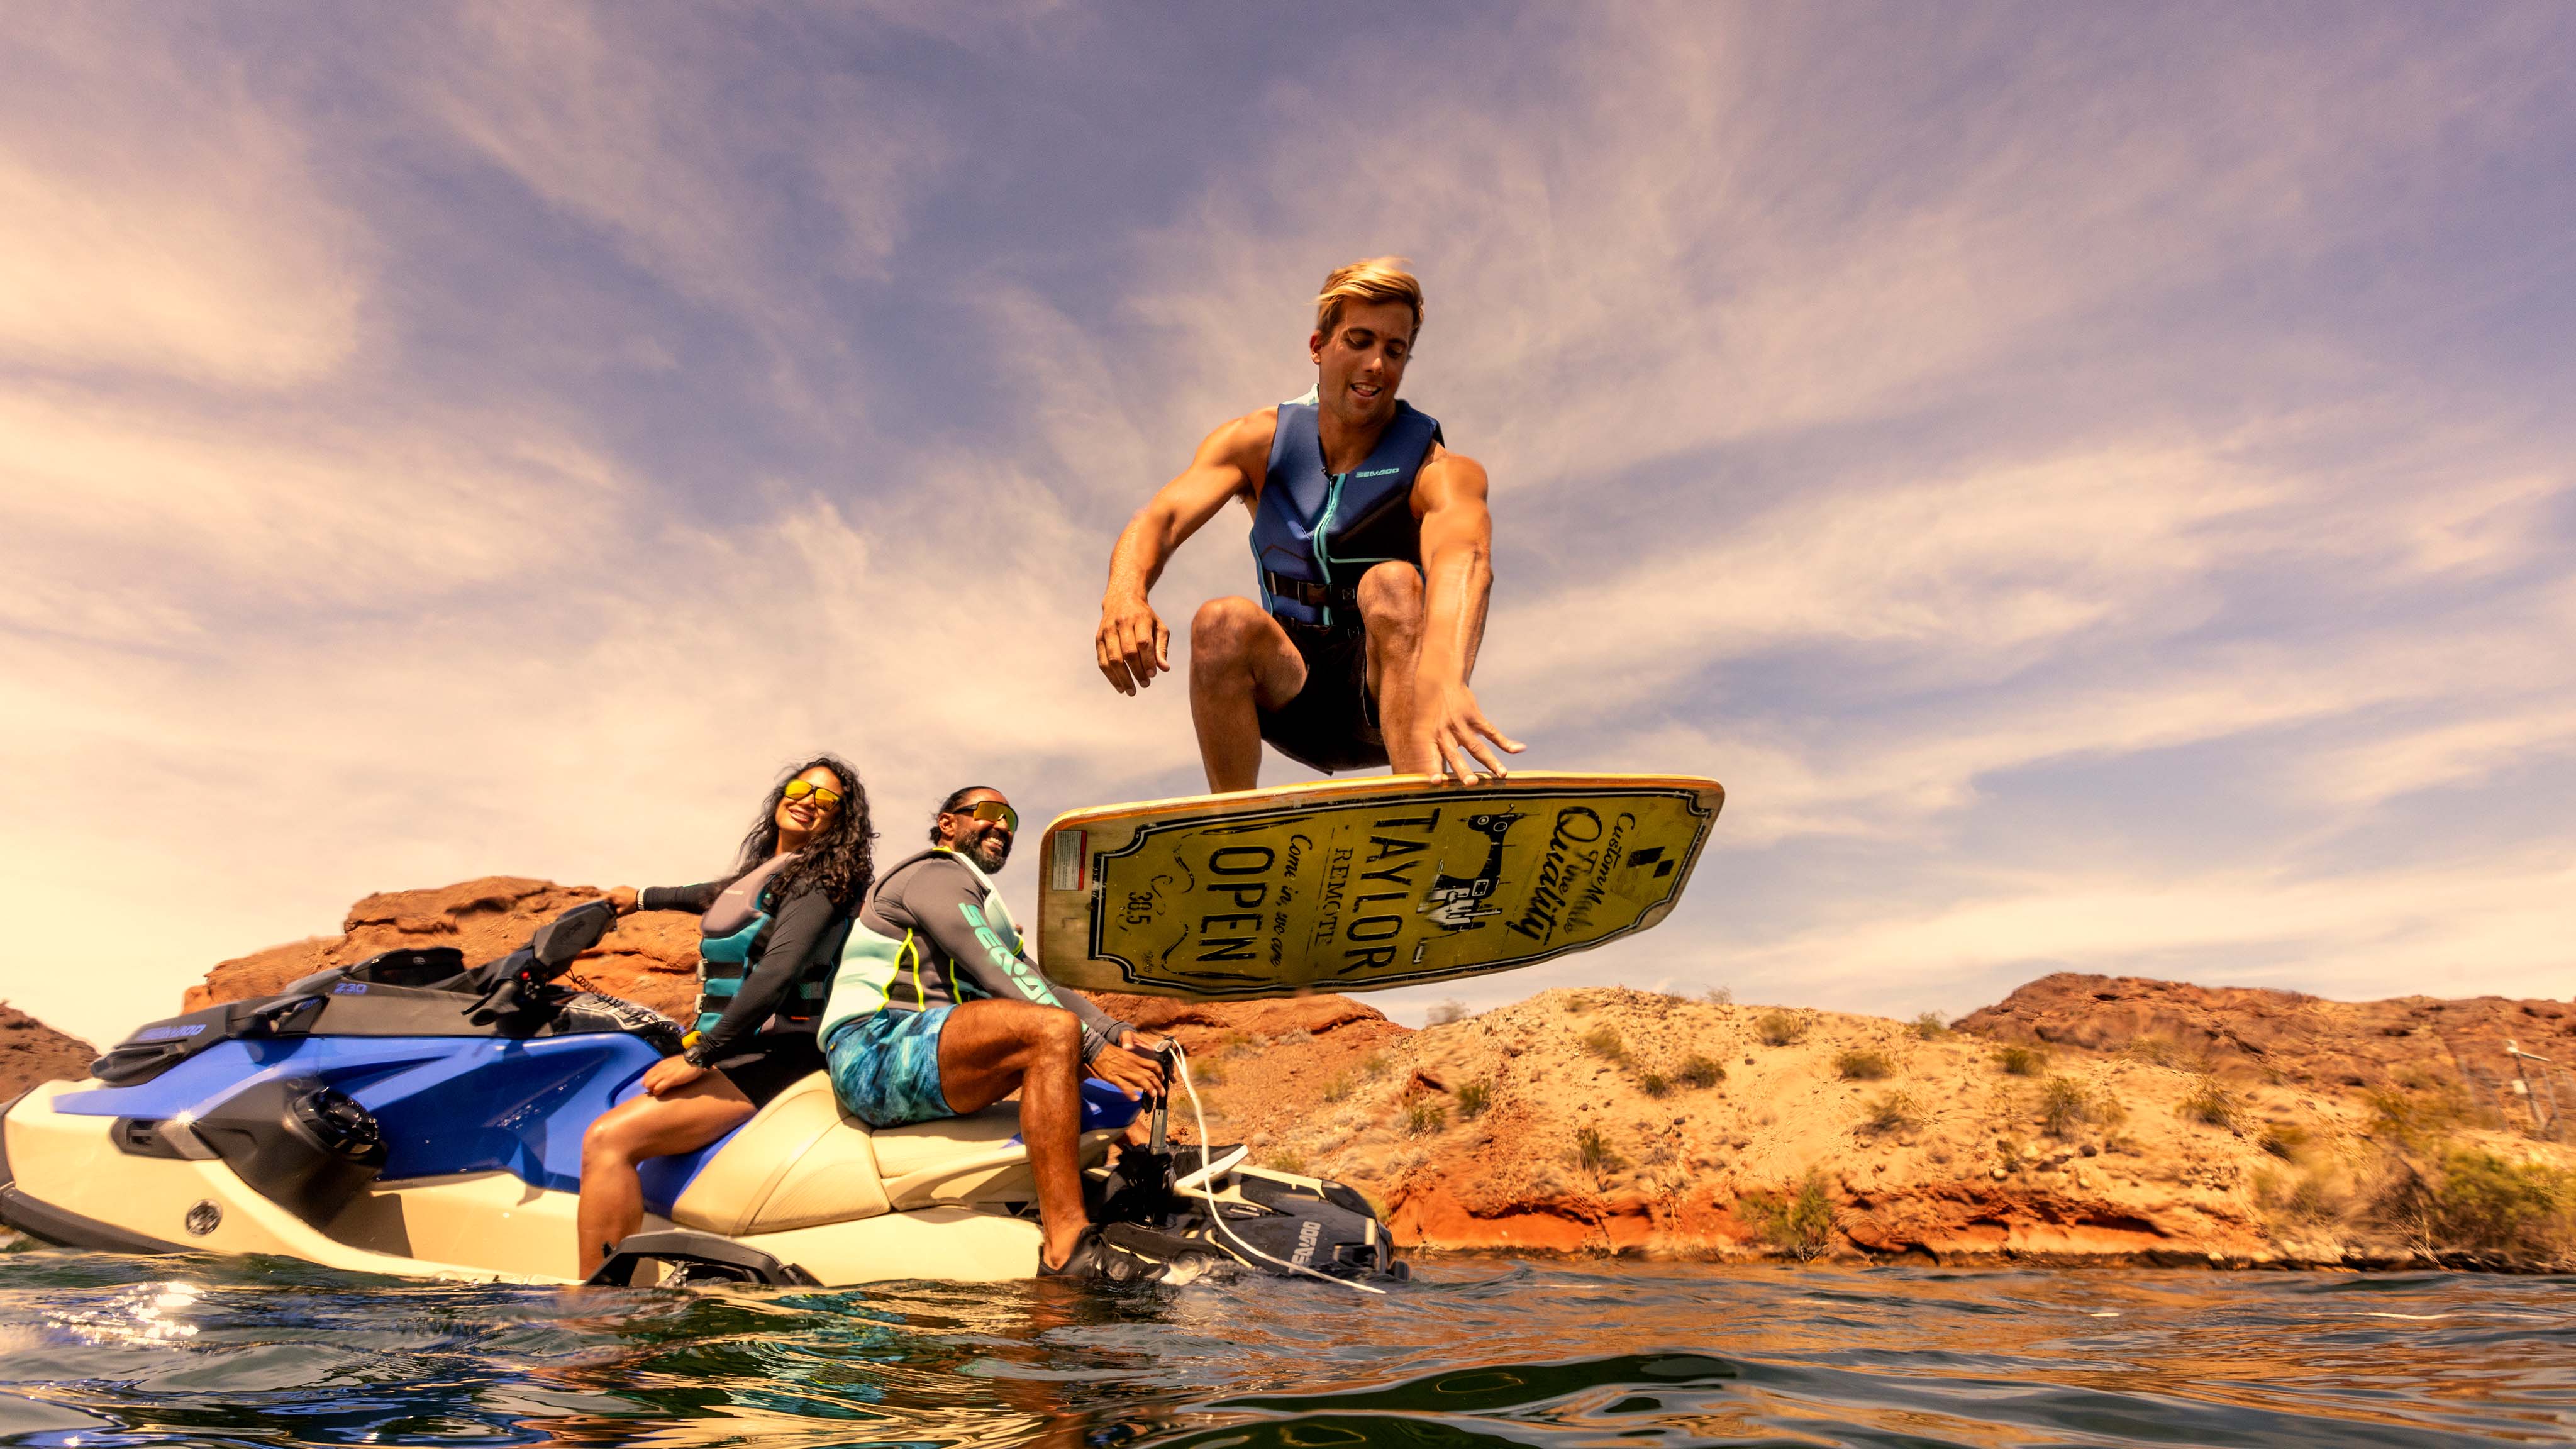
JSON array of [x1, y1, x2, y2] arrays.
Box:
[[1036, 772, 1723, 999]]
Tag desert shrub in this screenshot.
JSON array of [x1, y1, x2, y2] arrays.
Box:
[[1574, 1125, 1628, 1176], [1425, 999, 1470, 1026], [1860, 1091, 1921, 1133], [1582, 1024, 1631, 1061], [1677, 1054, 1726, 1089], [2259, 1123, 2310, 1160], [2367, 1077, 2472, 1149], [1321, 1073, 1353, 1104], [1909, 1012, 1950, 1041], [2038, 1077, 2093, 1136], [1193, 1058, 1230, 1087], [1215, 1031, 1258, 1059], [1638, 1070, 1672, 1098], [2379, 1149, 2573, 1259], [2121, 1036, 2183, 1066], [1704, 985, 1735, 1006], [2177, 1076, 2241, 1129], [1265, 1148, 1307, 1175], [1402, 1099, 1450, 1137], [1757, 1011, 1809, 1047], [1740, 1172, 1837, 1260], [1361, 1052, 1392, 1080], [1581, 1024, 1628, 1062], [2262, 1169, 2343, 1224], [1835, 1049, 1893, 1081], [1456, 1080, 1492, 1119], [1564, 993, 1589, 1013], [1994, 1044, 2050, 1077]]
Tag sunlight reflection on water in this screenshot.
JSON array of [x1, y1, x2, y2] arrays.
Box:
[[0, 1246, 2569, 1448]]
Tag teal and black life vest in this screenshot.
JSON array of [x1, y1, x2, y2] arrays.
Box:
[[694, 855, 848, 1039], [1251, 396, 1444, 630]]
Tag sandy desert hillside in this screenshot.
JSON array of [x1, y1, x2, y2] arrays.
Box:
[[1119, 984, 2574, 1269], [36, 878, 2576, 1269]]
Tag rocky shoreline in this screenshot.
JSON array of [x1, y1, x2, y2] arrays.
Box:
[[16, 877, 2573, 1270]]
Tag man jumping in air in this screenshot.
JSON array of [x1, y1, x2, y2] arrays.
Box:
[[1096, 257, 1523, 791]]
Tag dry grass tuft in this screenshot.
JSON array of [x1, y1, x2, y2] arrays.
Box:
[[1757, 1011, 1809, 1046], [2038, 1076, 2123, 1137], [1574, 1125, 1628, 1177], [1993, 1044, 2050, 1077], [1835, 1049, 1894, 1081], [1581, 1024, 1628, 1062], [1860, 1091, 1922, 1134], [2177, 1075, 2241, 1129]]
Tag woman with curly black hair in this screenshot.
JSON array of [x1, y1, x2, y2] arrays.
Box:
[[575, 755, 875, 1278]]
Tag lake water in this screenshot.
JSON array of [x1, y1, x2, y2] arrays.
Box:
[[2, 1244, 2570, 1447]]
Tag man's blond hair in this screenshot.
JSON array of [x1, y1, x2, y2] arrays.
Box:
[[1314, 257, 1423, 343]]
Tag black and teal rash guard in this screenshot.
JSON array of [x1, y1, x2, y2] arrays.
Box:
[[817, 848, 1133, 1063], [641, 855, 848, 1069]]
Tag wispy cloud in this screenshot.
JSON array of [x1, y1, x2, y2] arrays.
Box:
[[3, 3, 2570, 1045], [0, 11, 363, 387]]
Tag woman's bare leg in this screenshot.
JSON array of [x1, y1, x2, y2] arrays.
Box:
[[576, 1074, 756, 1279]]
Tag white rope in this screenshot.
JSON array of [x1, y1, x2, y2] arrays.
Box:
[[1167, 1043, 1387, 1296]]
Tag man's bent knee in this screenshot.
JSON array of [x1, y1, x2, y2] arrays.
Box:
[[1191, 597, 1270, 665], [1033, 1008, 1082, 1063], [1356, 562, 1423, 630]]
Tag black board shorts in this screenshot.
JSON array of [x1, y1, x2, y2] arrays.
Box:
[[712, 1030, 828, 1108], [1259, 622, 1387, 773]]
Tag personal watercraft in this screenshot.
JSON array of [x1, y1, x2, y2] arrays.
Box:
[[0, 902, 1401, 1289]]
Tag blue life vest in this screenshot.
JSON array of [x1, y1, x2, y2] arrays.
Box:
[[1252, 397, 1444, 630]]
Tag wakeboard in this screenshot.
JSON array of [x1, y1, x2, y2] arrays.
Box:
[[1035, 772, 1723, 999]]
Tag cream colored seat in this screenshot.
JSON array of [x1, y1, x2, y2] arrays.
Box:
[[668, 1073, 1055, 1235], [670, 1074, 891, 1235], [871, 1106, 1039, 1209]]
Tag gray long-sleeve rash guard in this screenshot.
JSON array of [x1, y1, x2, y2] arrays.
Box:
[[855, 848, 1133, 1062]]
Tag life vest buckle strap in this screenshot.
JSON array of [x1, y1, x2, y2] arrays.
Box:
[[1262, 569, 1360, 610]]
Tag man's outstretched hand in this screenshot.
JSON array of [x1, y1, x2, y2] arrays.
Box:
[[1096, 595, 1170, 695], [1419, 680, 1525, 784]]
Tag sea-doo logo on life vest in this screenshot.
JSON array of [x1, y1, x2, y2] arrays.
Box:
[[958, 902, 1064, 1007], [1353, 467, 1401, 478], [1419, 811, 1522, 931]]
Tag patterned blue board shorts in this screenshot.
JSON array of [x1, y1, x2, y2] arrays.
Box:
[[826, 1004, 957, 1128]]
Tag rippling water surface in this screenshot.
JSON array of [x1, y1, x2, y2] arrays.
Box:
[[3, 1241, 2570, 1447]]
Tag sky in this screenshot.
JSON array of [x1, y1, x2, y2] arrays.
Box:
[[2, 1, 2571, 1049]]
